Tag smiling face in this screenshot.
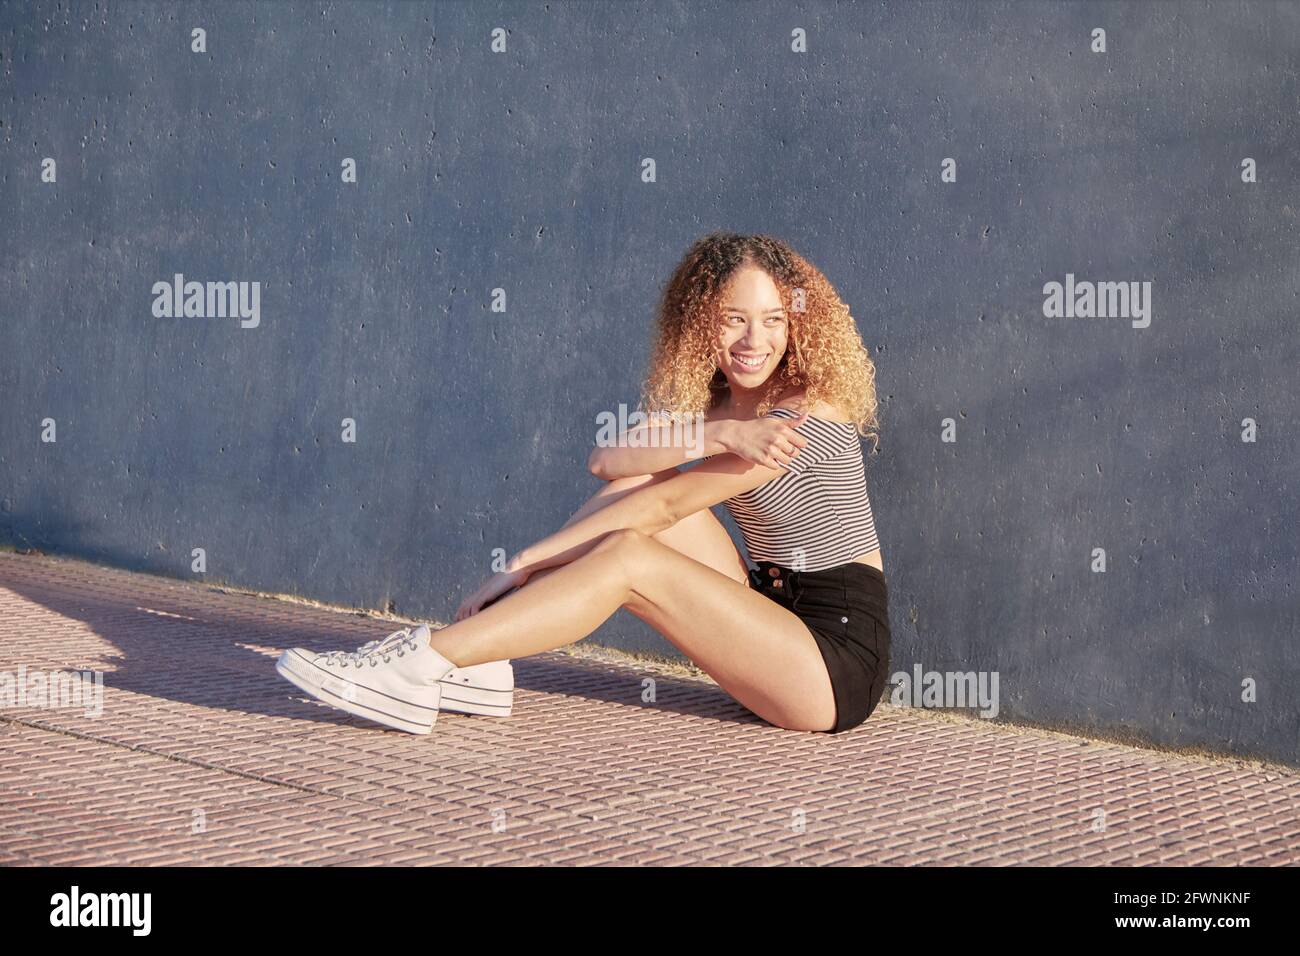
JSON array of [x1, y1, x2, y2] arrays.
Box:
[[713, 265, 790, 397]]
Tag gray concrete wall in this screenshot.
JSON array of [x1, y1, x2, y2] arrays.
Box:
[[1, 1, 1296, 765]]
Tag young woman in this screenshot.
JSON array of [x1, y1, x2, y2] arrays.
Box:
[[277, 232, 890, 735]]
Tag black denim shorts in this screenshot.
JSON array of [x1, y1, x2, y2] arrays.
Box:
[[747, 559, 892, 733]]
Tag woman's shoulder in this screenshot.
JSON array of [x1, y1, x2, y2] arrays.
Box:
[[771, 390, 853, 424]]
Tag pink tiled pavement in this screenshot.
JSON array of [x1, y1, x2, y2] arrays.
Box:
[[0, 550, 1297, 866]]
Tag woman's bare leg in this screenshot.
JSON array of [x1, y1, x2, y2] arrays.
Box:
[[471, 470, 747, 607], [430, 528, 837, 733], [558, 470, 749, 582]]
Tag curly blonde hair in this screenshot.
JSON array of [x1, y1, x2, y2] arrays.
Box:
[[639, 232, 880, 452]]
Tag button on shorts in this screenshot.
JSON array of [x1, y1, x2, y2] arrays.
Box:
[[747, 559, 892, 733]]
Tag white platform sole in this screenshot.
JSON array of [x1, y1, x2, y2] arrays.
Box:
[[276, 648, 442, 734], [437, 660, 514, 717]]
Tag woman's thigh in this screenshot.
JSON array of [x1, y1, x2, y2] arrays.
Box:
[[594, 529, 837, 733]]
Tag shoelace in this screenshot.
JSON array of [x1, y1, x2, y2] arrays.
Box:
[[322, 627, 419, 667]]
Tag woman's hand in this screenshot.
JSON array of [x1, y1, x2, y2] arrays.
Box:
[[455, 567, 530, 621], [721, 413, 809, 470]]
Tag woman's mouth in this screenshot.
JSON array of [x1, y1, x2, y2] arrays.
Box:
[[731, 351, 770, 371]]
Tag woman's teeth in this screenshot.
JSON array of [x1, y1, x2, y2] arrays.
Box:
[[732, 353, 768, 369]]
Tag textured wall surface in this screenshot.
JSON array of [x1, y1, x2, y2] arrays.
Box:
[[1, 2, 1296, 765]]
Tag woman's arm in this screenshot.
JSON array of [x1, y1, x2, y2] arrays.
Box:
[[458, 407, 832, 619], [507, 450, 791, 577], [588, 412, 813, 479], [587, 419, 738, 479]]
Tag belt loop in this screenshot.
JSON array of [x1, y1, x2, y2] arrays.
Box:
[[788, 568, 802, 610]]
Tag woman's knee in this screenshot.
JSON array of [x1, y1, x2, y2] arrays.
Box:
[[591, 527, 651, 553], [589, 528, 655, 581]]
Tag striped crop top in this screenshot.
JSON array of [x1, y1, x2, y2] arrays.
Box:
[[721, 407, 880, 572]]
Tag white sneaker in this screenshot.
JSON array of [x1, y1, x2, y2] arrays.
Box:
[[324, 645, 514, 717], [276, 624, 455, 734], [324, 629, 514, 717], [438, 659, 514, 717]]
